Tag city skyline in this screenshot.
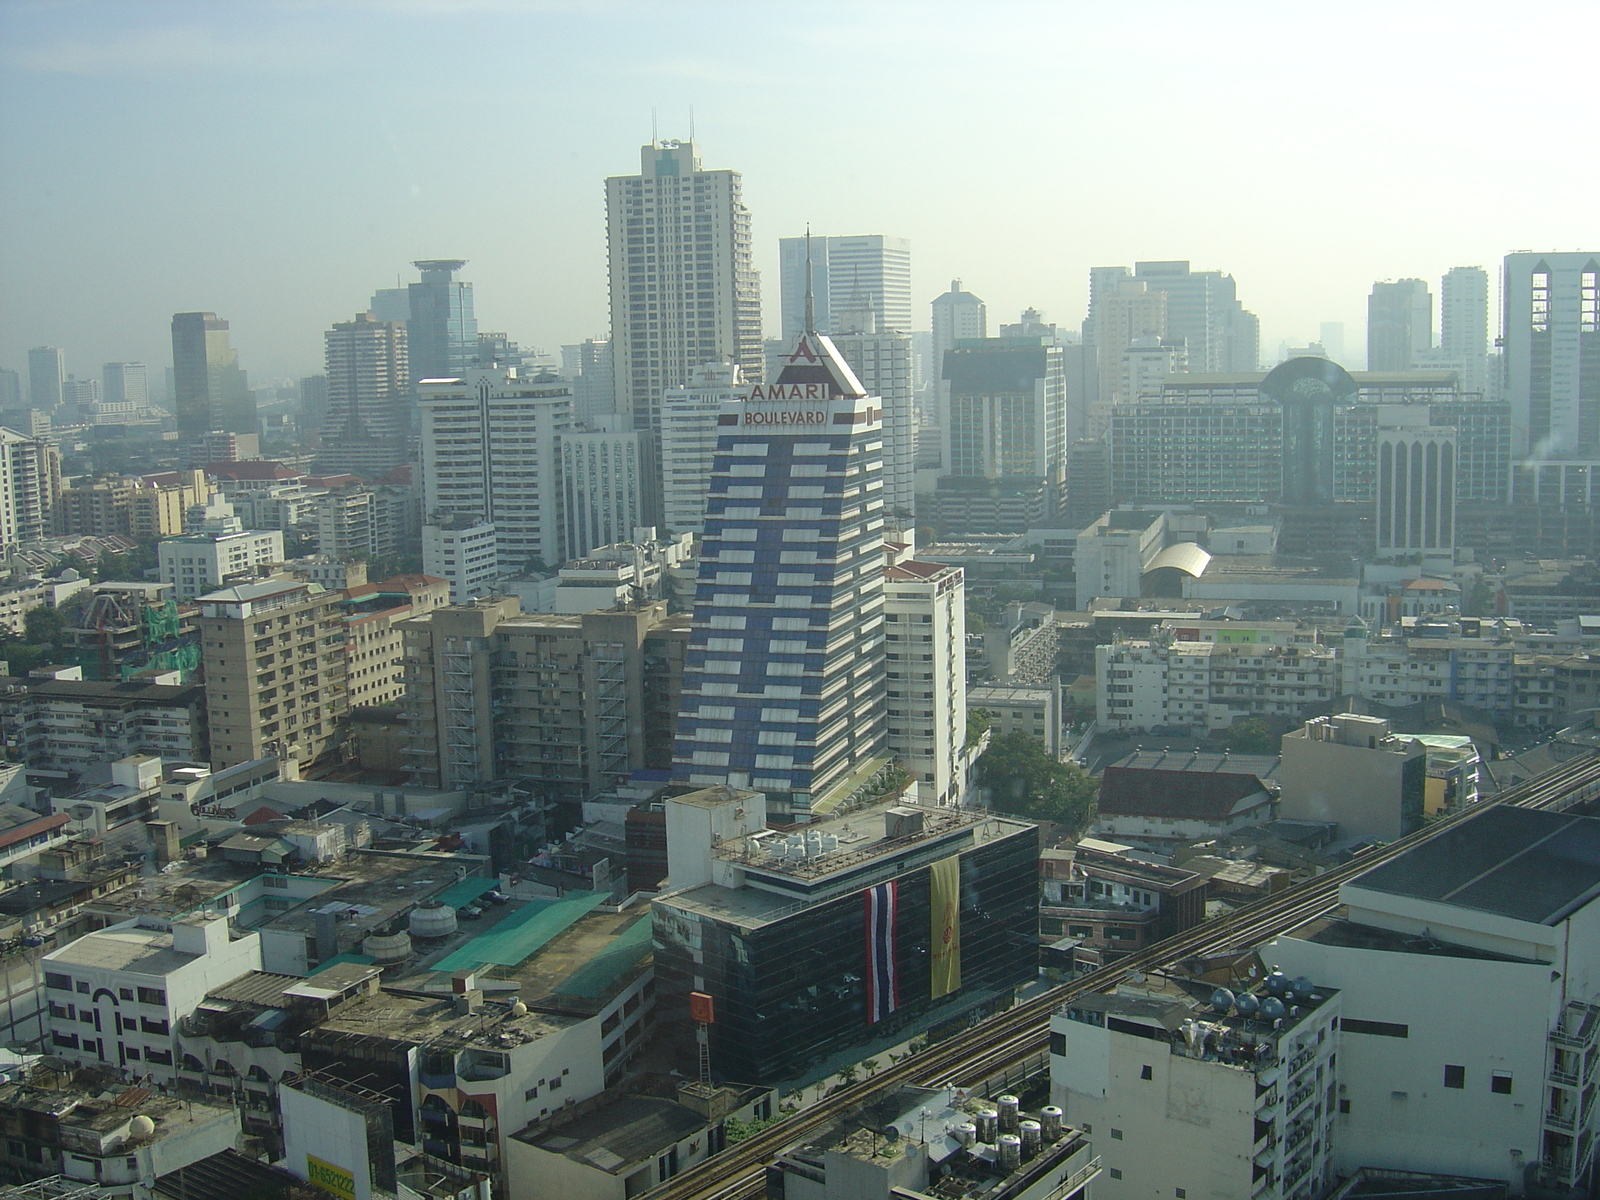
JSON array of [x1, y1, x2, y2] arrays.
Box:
[[2, 2, 1594, 380]]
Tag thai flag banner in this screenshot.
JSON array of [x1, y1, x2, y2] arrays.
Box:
[[864, 880, 899, 1024]]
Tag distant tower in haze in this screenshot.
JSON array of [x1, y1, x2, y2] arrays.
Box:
[[1367, 279, 1433, 371], [171, 312, 255, 436], [406, 260, 478, 383], [317, 312, 410, 475], [27, 347, 64, 411], [778, 234, 912, 341], [1132, 261, 1259, 373], [102, 362, 148, 409], [833, 296, 916, 520], [931, 280, 987, 375], [606, 140, 763, 436], [1436, 266, 1490, 394]]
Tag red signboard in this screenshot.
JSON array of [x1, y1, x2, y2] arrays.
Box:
[[689, 991, 716, 1025]]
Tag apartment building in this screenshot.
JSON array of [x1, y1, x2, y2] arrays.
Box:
[[0, 673, 207, 773], [195, 576, 348, 769], [883, 556, 968, 806], [400, 597, 687, 803], [339, 574, 449, 710], [1097, 637, 1338, 734]]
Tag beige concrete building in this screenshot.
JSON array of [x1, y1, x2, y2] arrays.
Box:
[[1279, 713, 1427, 844], [196, 576, 349, 769], [401, 597, 688, 800], [339, 574, 449, 709], [883, 556, 968, 806]]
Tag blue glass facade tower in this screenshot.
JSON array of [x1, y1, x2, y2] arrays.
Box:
[[672, 333, 889, 822], [408, 259, 478, 383]]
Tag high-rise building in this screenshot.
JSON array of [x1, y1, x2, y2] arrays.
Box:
[[298, 374, 329, 430], [195, 575, 348, 770], [1503, 251, 1600, 459], [401, 596, 686, 800], [317, 312, 410, 476], [1090, 279, 1166, 405], [1440, 265, 1489, 364], [27, 347, 64, 411], [883, 552, 968, 808], [1375, 409, 1457, 559], [778, 234, 913, 341], [606, 140, 763, 436], [1367, 279, 1433, 371], [0, 429, 59, 549], [560, 421, 655, 559], [659, 361, 749, 537], [560, 337, 615, 425], [59, 376, 100, 411], [1132, 260, 1259, 373], [0, 368, 20, 409], [171, 312, 256, 436], [930, 280, 987, 376], [933, 335, 1066, 533], [101, 362, 148, 409], [405, 259, 478, 383], [832, 298, 916, 520], [158, 496, 285, 600], [670, 333, 888, 823], [419, 367, 573, 585]]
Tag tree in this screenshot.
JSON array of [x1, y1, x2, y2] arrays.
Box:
[[976, 731, 1098, 833], [965, 708, 991, 750], [1220, 717, 1280, 755], [23, 606, 64, 648]]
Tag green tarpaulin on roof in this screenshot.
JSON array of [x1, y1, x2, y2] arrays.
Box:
[[433, 891, 607, 973], [435, 876, 498, 909], [553, 915, 653, 998]]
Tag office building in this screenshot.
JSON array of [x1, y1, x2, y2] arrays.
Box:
[[931, 279, 987, 374], [405, 259, 478, 382], [883, 555, 968, 807], [561, 422, 655, 559], [400, 596, 686, 801], [101, 361, 149, 409], [1050, 974, 1340, 1199], [419, 367, 573, 586], [606, 140, 763, 435], [1367, 279, 1433, 371], [42, 913, 263, 1081], [660, 361, 749, 537], [1088, 278, 1166, 405], [157, 496, 284, 600], [318, 311, 410, 475], [669, 333, 888, 823], [934, 336, 1066, 533], [833, 298, 916, 519], [1376, 409, 1456, 558], [195, 575, 349, 769], [1278, 713, 1426, 844], [171, 311, 256, 435], [651, 786, 1039, 1085], [1132, 260, 1260, 373], [27, 346, 64, 411], [561, 336, 616, 425], [1503, 251, 1600, 460], [58, 376, 99, 414], [0, 429, 59, 550], [1268, 806, 1600, 1192], [0, 368, 18, 409], [779, 233, 913, 341], [1437, 265, 1490, 394]]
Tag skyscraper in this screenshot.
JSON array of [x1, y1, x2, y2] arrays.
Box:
[[671, 332, 887, 823], [832, 298, 916, 520], [0, 369, 19, 410], [930, 280, 987, 375], [1132, 261, 1259, 373], [561, 421, 654, 559], [318, 312, 410, 475], [1504, 252, 1600, 459], [27, 347, 64, 411], [606, 140, 763, 436], [419, 367, 573, 586], [406, 259, 478, 383], [1090, 279, 1166, 405], [778, 234, 913, 341], [660, 361, 750, 537], [101, 362, 148, 409], [171, 313, 255, 436], [1436, 265, 1491, 395], [1367, 279, 1433, 371]]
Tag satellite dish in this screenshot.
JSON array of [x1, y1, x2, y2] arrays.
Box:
[[882, 1125, 899, 1142]]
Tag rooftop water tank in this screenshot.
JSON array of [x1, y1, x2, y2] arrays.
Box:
[[1291, 975, 1314, 998], [997, 1095, 1021, 1132], [955, 1122, 977, 1147], [409, 902, 458, 939], [1211, 988, 1235, 1013], [1039, 1106, 1063, 1139], [129, 1115, 155, 1138], [997, 1135, 1022, 1171], [975, 1109, 998, 1142], [363, 929, 412, 963], [1235, 992, 1260, 1017], [1265, 969, 1290, 996], [1260, 996, 1288, 1022], [1018, 1120, 1042, 1156]]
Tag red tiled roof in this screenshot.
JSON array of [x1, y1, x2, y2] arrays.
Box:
[[885, 559, 953, 581], [1097, 765, 1271, 821], [205, 461, 302, 481]]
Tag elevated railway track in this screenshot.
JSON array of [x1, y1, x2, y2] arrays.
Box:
[[646, 754, 1600, 1200]]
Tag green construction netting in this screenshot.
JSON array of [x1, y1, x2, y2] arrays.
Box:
[[435, 876, 499, 909], [310, 952, 376, 975], [433, 891, 607, 973], [552, 915, 653, 999]]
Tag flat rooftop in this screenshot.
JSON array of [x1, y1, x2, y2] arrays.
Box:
[[1286, 916, 1534, 964], [44, 922, 208, 975], [1350, 807, 1600, 926]]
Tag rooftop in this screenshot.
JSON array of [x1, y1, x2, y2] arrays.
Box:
[[515, 1094, 727, 1171], [1349, 806, 1600, 926], [44, 921, 211, 975], [1097, 757, 1277, 822]]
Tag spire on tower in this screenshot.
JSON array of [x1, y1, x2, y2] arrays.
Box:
[[803, 226, 816, 336]]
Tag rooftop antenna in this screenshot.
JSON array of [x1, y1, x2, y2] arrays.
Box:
[[804, 226, 816, 336], [689, 104, 695, 142], [651, 108, 658, 147]]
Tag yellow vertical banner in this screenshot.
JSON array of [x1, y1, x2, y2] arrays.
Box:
[[930, 855, 961, 999]]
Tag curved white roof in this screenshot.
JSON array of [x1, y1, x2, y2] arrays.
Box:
[[1143, 542, 1212, 578]]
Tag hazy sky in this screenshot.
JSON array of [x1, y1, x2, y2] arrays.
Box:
[[2, 0, 1596, 384]]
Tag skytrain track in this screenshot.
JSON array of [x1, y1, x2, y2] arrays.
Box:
[[645, 753, 1600, 1200]]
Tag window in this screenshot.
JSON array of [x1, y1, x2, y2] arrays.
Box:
[[1444, 1064, 1465, 1089], [1340, 1018, 1408, 1038], [1140, 1064, 1153, 1080], [1049, 1031, 1066, 1055], [1177, 1191, 1186, 1198], [118, 988, 133, 1001], [1339, 1099, 1351, 1114], [1110, 1128, 1123, 1140], [1491, 1072, 1512, 1095], [1109, 1169, 1123, 1180], [136, 987, 165, 1006]]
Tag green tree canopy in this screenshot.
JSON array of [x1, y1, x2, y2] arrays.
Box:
[[977, 731, 1097, 832], [1220, 717, 1281, 755]]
